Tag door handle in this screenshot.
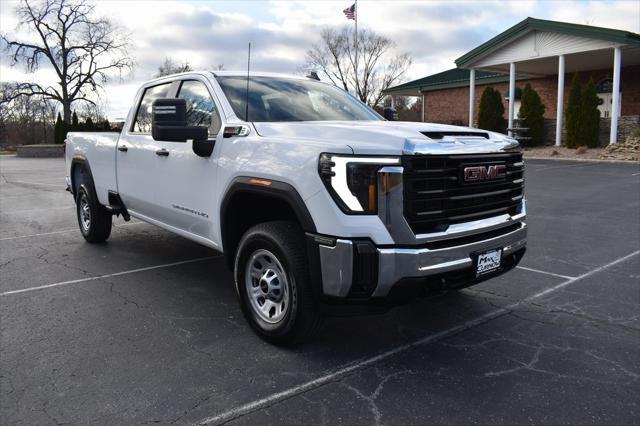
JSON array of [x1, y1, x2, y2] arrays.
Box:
[[117, 145, 128, 152], [155, 149, 169, 157]]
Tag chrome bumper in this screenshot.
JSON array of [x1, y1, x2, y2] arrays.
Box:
[[318, 221, 527, 298], [373, 222, 526, 297], [318, 157, 527, 299]]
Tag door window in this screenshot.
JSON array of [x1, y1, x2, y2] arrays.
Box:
[[132, 83, 173, 133], [177, 80, 222, 137]]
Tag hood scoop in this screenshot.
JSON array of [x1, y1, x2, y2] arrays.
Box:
[[421, 131, 489, 140]]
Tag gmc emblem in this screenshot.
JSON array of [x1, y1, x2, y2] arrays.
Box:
[[463, 165, 506, 182]]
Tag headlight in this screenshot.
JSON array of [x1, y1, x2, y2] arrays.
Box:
[[319, 154, 400, 214]]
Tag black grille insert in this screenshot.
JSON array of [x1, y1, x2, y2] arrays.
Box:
[[402, 152, 524, 234]]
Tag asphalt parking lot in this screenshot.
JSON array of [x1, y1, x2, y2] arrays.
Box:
[[1, 156, 639, 425]]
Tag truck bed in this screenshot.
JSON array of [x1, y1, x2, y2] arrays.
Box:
[[65, 132, 120, 205]]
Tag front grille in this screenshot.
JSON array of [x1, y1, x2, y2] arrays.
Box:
[[402, 152, 524, 234]]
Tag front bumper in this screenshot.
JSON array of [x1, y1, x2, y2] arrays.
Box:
[[314, 221, 527, 299]]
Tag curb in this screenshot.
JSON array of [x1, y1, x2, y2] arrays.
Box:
[[16, 145, 64, 158], [523, 155, 639, 164]]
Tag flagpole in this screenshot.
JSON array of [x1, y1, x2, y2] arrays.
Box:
[[354, 0, 358, 101]]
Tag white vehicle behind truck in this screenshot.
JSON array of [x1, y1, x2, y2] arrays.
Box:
[[65, 71, 527, 344]]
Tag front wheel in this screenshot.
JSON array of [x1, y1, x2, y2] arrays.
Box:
[[234, 221, 321, 344], [76, 184, 112, 243]]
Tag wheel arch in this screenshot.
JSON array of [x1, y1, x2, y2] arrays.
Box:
[[220, 177, 317, 269], [69, 155, 93, 197]]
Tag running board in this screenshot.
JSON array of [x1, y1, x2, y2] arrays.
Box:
[[107, 190, 131, 221]]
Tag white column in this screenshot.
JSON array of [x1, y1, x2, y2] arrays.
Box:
[[421, 93, 425, 122], [390, 96, 395, 109], [468, 69, 476, 127], [508, 62, 516, 136], [555, 55, 565, 146], [610, 47, 622, 145]]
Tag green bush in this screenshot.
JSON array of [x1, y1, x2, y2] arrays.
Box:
[[100, 118, 111, 131], [518, 83, 546, 146], [53, 112, 71, 144], [54, 112, 65, 144], [579, 78, 600, 148], [564, 74, 582, 148], [477, 87, 506, 133], [71, 110, 79, 130]]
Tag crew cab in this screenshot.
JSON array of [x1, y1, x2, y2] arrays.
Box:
[[64, 71, 527, 344]]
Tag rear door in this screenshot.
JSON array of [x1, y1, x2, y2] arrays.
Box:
[[152, 78, 223, 244], [116, 81, 178, 218]]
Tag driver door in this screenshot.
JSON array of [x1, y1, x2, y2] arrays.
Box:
[[152, 78, 223, 245], [117, 81, 177, 218]]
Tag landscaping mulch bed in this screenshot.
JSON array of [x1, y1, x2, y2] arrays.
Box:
[[523, 136, 639, 162]]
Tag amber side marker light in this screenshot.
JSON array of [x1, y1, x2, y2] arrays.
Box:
[[368, 184, 376, 212], [249, 178, 272, 187]]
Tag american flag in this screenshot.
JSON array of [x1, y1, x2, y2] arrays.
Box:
[[343, 3, 356, 20]]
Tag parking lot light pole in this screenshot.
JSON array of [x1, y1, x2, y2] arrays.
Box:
[[555, 55, 565, 146], [610, 47, 622, 145], [469, 69, 475, 127], [508, 62, 515, 136]]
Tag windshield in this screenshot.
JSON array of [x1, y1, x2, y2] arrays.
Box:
[[216, 76, 381, 122]]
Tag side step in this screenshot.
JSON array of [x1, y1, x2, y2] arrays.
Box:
[[107, 190, 131, 221]]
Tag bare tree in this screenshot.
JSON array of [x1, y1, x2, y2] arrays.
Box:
[[0, 82, 58, 145], [211, 63, 226, 71], [305, 26, 412, 108], [155, 56, 192, 77], [1, 0, 133, 124]]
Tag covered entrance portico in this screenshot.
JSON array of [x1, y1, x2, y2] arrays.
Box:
[[455, 18, 640, 145]]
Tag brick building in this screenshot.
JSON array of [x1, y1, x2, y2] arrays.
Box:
[[385, 18, 640, 145]]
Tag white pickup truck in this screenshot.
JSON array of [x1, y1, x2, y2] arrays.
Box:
[[65, 71, 527, 343]]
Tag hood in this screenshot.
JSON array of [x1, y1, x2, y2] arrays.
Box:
[[253, 121, 519, 155]]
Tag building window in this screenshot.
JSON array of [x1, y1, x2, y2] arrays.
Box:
[[596, 78, 621, 119]]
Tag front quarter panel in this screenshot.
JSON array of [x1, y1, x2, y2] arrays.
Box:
[[215, 134, 360, 246]]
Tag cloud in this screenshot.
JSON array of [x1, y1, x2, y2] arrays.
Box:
[[1, 0, 638, 118]]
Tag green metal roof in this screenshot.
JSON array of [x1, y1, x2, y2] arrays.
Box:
[[456, 17, 640, 68], [384, 68, 518, 95]]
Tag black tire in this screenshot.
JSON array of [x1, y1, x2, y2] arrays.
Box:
[[234, 221, 321, 345], [75, 181, 112, 243]]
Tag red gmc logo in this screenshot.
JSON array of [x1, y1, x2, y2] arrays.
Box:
[[463, 165, 506, 182]]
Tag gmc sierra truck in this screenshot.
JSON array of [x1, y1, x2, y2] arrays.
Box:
[[65, 71, 527, 344]]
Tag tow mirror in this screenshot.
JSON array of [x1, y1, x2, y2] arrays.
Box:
[[383, 107, 398, 121], [152, 98, 212, 157]]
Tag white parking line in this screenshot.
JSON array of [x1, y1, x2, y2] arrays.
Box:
[[0, 221, 144, 242], [0, 255, 220, 296], [0, 193, 63, 199], [516, 266, 575, 280], [2, 205, 74, 214], [196, 249, 640, 425], [1, 180, 62, 187], [533, 162, 596, 172]]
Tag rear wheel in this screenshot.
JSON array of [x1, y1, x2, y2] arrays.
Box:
[[75, 181, 112, 243], [234, 221, 321, 344]]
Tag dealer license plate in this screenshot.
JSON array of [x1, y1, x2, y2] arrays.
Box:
[[476, 249, 502, 276]]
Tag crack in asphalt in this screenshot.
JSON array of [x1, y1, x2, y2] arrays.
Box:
[[209, 275, 639, 425], [339, 367, 414, 426]]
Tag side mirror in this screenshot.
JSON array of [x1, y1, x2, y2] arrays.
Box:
[[152, 98, 212, 157], [192, 139, 214, 157], [383, 107, 398, 121]]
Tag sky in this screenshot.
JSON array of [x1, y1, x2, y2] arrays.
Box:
[[1, 0, 639, 119]]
